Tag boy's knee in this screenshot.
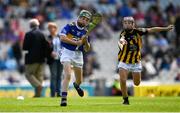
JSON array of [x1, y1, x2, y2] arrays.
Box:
[[134, 81, 140, 86], [120, 78, 126, 83]]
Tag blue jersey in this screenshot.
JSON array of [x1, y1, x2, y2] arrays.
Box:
[[59, 22, 89, 51]]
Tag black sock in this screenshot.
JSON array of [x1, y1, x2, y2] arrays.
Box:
[[62, 98, 67, 101], [123, 97, 128, 101]]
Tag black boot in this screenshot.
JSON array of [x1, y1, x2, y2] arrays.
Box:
[[123, 97, 129, 105], [60, 98, 67, 106], [73, 82, 84, 97]]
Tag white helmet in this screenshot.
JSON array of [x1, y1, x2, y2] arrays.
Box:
[[123, 16, 135, 22]]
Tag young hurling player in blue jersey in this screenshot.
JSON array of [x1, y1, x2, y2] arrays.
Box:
[[58, 10, 91, 106]]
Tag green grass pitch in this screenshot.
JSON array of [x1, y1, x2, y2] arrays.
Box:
[[0, 97, 180, 112]]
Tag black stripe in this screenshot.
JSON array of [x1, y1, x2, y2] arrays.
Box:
[[118, 50, 121, 61], [118, 47, 125, 61], [129, 39, 137, 63], [129, 51, 134, 64], [122, 45, 129, 63], [135, 39, 139, 63]]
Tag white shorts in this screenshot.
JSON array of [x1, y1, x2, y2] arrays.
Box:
[[118, 61, 142, 72], [60, 47, 83, 68]]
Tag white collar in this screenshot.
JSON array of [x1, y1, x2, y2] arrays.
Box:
[[75, 21, 84, 30]]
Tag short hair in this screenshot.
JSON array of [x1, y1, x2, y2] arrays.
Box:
[[29, 19, 40, 28], [48, 22, 57, 29]]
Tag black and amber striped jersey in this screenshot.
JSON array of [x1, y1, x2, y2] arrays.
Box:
[[118, 28, 148, 64]]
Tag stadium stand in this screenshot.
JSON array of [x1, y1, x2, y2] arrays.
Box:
[[0, 0, 180, 96]]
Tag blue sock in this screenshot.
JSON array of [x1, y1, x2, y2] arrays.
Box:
[[61, 92, 67, 98]]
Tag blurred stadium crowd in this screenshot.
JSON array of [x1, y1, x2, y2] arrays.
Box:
[[0, 0, 180, 86]]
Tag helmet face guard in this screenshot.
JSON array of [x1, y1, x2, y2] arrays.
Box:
[[122, 16, 135, 30], [77, 10, 92, 28]]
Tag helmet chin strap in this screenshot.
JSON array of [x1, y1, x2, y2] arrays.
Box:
[[77, 21, 85, 28], [76, 20, 87, 30]]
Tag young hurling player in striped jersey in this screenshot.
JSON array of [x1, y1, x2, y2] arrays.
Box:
[[118, 16, 173, 105]]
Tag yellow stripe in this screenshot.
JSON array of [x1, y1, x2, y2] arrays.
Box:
[[126, 51, 132, 64], [137, 34, 142, 49], [132, 51, 137, 64], [134, 36, 138, 43], [137, 34, 142, 62], [67, 33, 73, 39], [118, 51, 122, 60], [118, 47, 124, 60], [137, 51, 141, 62], [120, 45, 127, 62]]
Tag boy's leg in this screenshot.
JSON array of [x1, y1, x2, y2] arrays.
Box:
[[132, 72, 141, 86], [60, 62, 72, 106], [73, 67, 84, 97], [132, 63, 142, 86], [119, 68, 129, 105], [72, 50, 84, 97]]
